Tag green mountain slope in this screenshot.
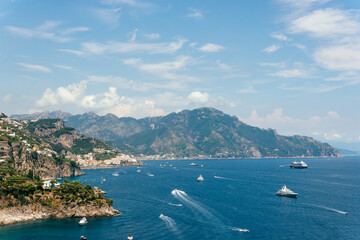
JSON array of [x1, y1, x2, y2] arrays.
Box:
[[11, 108, 341, 159]]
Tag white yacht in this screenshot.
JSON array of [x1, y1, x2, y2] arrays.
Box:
[[137, 169, 141, 173], [197, 175, 204, 182], [276, 185, 298, 198], [190, 163, 198, 166], [78, 217, 88, 225], [290, 161, 307, 168], [112, 173, 119, 176], [127, 235, 133, 240]]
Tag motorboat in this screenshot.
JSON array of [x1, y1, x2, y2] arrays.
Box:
[[127, 235, 133, 240], [79, 217, 88, 225], [80, 236, 87, 240], [276, 185, 298, 198], [190, 163, 198, 166], [112, 173, 119, 176], [290, 161, 307, 168], [197, 175, 204, 182], [137, 169, 141, 173]]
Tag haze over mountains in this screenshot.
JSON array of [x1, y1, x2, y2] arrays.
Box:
[[12, 108, 341, 159]]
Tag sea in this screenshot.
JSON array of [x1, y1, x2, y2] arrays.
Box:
[[0, 157, 359, 240]]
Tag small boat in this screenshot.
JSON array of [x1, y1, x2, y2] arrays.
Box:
[[127, 235, 133, 240], [137, 169, 141, 173], [190, 163, 198, 166], [79, 217, 88, 225], [112, 173, 119, 176], [80, 236, 87, 240], [276, 185, 298, 198], [197, 175, 204, 182], [290, 161, 307, 168], [201, 165, 204, 167]]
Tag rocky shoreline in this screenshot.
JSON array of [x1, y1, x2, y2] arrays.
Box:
[[0, 203, 120, 226], [81, 161, 143, 169]]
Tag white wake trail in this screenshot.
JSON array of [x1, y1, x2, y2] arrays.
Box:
[[168, 203, 183, 207], [305, 203, 348, 215], [159, 214, 177, 231], [228, 226, 250, 232], [214, 176, 237, 181]]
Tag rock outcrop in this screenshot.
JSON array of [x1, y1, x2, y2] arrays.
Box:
[[0, 203, 119, 226]]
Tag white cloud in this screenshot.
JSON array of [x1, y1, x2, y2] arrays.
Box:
[[271, 33, 290, 41], [128, 28, 138, 41], [53, 64, 74, 71], [262, 44, 281, 53], [106, 99, 165, 118], [259, 62, 286, 68], [81, 87, 120, 109], [2, 94, 12, 103], [58, 49, 88, 57], [6, 21, 89, 42], [36, 81, 86, 107], [237, 86, 258, 94], [94, 8, 121, 28], [324, 133, 342, 140], [198, 43, 224, 52], [188, 91, 209, 104], [62, 37, 186, 56], [187, 8, 203, 19], [124, 55, 198, 82], [18, 63, 52, 73], [239, 108, 343, 139], [100, 0, 153, 8], [279, 0, 330, 9], [314, 44, 360, 71], [270, 69, 310, 78], [144, 33, 160, 39], [290, 8, 360, 38]]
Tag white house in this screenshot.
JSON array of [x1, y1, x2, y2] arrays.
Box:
[[43, 180, 61, 189]]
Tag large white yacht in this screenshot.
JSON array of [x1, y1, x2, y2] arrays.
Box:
[[276, 185, 298, 198], [290, 161, 307, 168]]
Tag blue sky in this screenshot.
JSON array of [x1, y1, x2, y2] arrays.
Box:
[[1, 0, 360, 149]]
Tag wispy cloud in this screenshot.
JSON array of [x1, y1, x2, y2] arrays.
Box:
[[259, 62, 286, 68], [144, 33, 160, 40], [18, 63, 52, 73], [93, 8, 122, 28], [101, 0, 153, 8], [124, 55, 199, 82], [53, 64, 74, 71], [271, 33, 290, 41], [262, 44, 281, 53], [6, 21, 89, 42], [187, 8, 203, 19], [237, 86, 258, 94], [61, 37, 186, 56], [198, 43, 224, 52], [270, 69, 310, 78]]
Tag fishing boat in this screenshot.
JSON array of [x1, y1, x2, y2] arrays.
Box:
[[276, 185, 298, 198], [79, 217, 88, 226], [197, 175, 204, 182]]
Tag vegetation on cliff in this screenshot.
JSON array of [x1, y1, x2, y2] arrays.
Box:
[[11, 108, 341, 159]]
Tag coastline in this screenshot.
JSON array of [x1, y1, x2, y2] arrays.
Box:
[[81, 161, 143, 170], [0, 203, 120, 226], [137, 155, 343, 161]]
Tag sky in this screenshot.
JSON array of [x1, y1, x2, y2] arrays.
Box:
[[1, 0, 360, 150]]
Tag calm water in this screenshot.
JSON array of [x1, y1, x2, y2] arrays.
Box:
[[1, 157, 359, 240]]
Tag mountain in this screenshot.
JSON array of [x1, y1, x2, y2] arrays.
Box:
[[0, 114, 111, 179], [11, 110, 72, 121], [336, 148, 359, 156], [11, 108, 341, 159]]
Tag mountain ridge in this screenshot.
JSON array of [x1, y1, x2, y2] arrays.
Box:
[[11, 108, 341, 159]]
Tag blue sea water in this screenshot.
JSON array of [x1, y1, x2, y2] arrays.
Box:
[[0, 157, 359, 240]]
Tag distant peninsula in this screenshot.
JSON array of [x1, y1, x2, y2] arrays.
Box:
[[12, 108, 341, 159]]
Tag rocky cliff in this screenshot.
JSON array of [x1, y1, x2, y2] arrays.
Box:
[[0, 203, 119, 225]]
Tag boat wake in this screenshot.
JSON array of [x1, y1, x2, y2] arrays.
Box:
[[214, 176, 237, 181], [147, 173, 155, 177], [279, 165, 288, 167], [159, 214, 177, 231], [304, 203, 348, 215], [168, 203, 183, 207], [228, 226, 250, 232], [171, 189, 214, 218]]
